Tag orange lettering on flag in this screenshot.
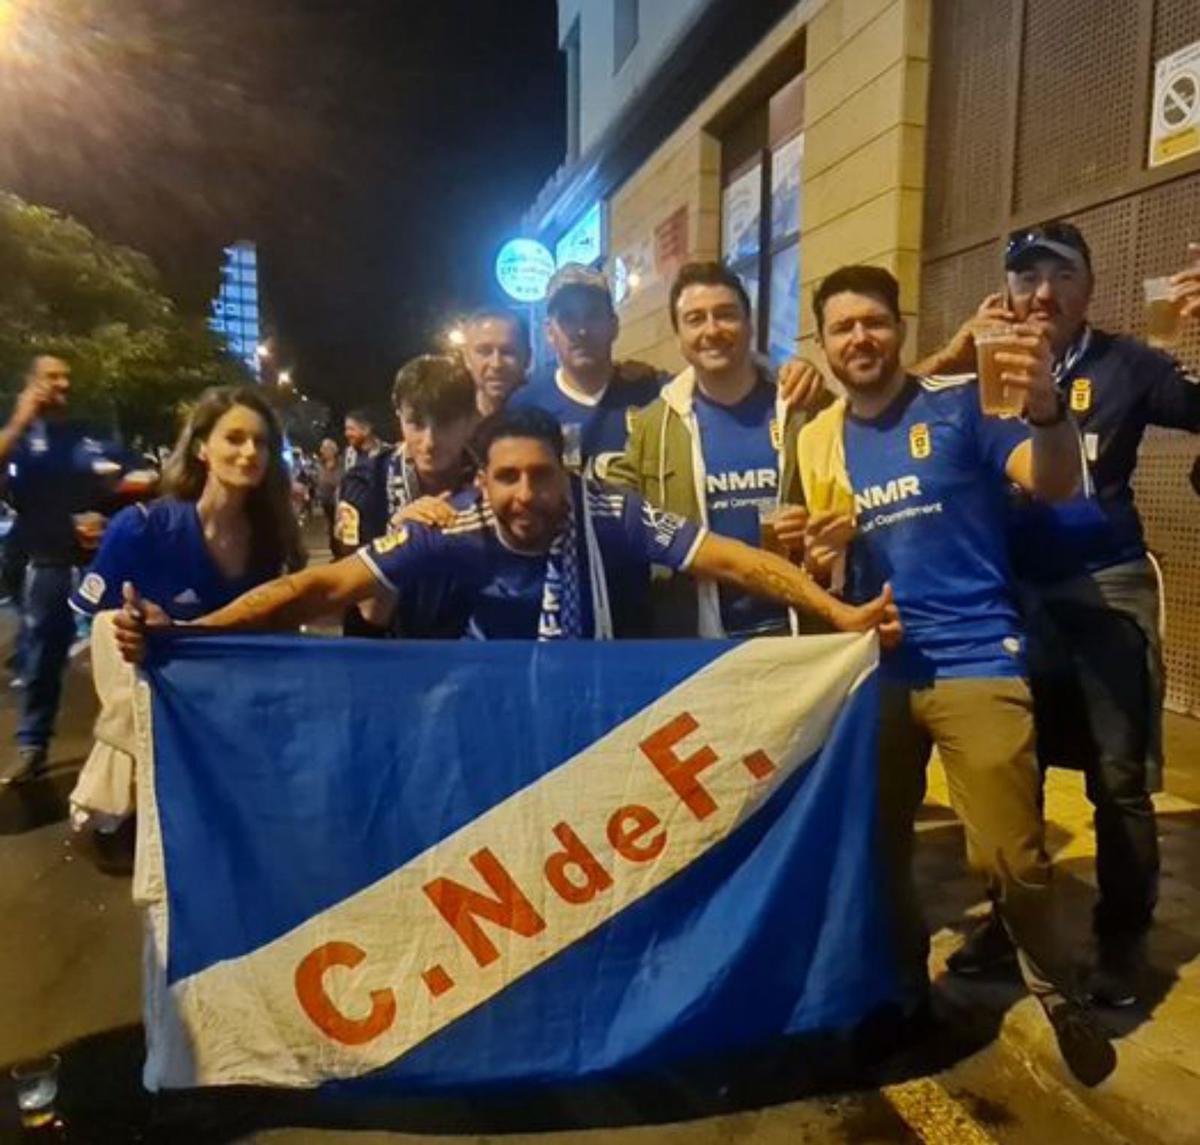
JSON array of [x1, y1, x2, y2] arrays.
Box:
[[607, 804, 666, 861], [640, 712, 720, 820], [294, 941, 397, 1046], [544, 821, 614, 904], [423, 847, 546, 967]]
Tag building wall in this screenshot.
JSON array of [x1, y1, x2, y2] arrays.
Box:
[[558, 0, 713, 157], [606, 4, 817, 373], [605, 0, 928, 373], [798, 0, 930, 355], [919, 0, 1200, 714]]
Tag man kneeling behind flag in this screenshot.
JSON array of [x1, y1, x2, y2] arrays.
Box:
[[113, 407, 900, 654]]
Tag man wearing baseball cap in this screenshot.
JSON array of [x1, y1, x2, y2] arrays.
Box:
[[509, 263, 664, 480], [943, 221, 1200, 1008]]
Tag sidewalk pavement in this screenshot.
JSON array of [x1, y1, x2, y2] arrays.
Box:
[[919, 709, 1200, 1145]]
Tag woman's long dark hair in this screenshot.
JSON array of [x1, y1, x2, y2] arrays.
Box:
[[161, 386, 306, 574]]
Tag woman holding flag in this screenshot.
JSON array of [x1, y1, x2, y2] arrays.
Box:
[[67, 385, 305, 839]]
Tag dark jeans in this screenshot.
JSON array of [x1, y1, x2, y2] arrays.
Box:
[[17, 563, 75, 749], [1029, 600, 1159, 940]]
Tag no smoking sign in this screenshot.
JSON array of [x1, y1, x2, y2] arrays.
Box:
[[1150, 39, 1200, 168]]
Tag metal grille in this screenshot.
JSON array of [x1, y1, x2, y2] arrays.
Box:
[[1153, 0, 1200, 61], [1014, 0, 1141, 213], [1059, 197, 1140, 335], [1137, 431, 1200, 715], [1128, 175, 1200, 373], [923, 0, 1016, 250], [917, 240, 1003, 355], [1127, 174, 1200, 714]]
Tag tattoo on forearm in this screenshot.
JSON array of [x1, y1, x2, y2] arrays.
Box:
[[742, 554, 832, 621], [205, 575, 305, 629]]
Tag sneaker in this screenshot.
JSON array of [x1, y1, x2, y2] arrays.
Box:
[[1041, 993, 1117, 1087], [947, 911, 1019, 978], [0, 745, 47, 785]]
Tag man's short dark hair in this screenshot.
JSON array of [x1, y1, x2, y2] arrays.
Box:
[[668, 262, 752, 330], [812, 266, 902, 332], [478, 406, 564, 466], [464, 307, 531, 356], [345, 408, 374, 429], [391, 355, 477, 424]]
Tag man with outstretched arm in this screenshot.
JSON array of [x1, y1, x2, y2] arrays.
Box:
[[115, 408, 899, 657]]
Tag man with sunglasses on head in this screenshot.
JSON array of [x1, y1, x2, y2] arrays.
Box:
[[931, 223, 1200, 1009]]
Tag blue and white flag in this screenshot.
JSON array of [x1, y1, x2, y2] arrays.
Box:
[[133, 633, 896, 1092]]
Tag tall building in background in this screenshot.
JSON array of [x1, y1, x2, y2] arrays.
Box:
[[208, 241, 261, 379]]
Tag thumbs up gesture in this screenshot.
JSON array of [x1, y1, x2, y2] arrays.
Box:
[[113, 582, 169, 664]]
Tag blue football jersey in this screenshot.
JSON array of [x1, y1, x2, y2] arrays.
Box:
[[1008, 328, 1200, 583], [693, 380, 788, 637], [843, 376, 1030, 681], [509, 366, 662, 478], [7, 420, 136, 563], [358, 479, 703, 640], [71, 499, 278, 621]]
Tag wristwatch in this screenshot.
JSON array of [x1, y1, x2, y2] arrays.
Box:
[[1026, 389, 1068, 427]]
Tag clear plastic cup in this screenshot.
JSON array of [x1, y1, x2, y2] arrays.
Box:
[[1144, 276, 1181, 348], [757, 503, 786, 556], [975, 324, 1026, 417], [11, 1053, 60, 1129]]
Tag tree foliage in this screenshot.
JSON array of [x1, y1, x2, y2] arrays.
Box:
[[0, 191, 249, 444]]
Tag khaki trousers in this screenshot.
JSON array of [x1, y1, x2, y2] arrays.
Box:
[[878, 676, 1071, 999]]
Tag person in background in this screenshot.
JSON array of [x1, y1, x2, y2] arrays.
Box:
[[0, 354, 144, 785], [459, 307, 530, 421], [67, 385, 305, 835], [509, 263, 664, 480], [343, 409, 384, 471], [608, 261, 820, 638], [920, 224, 1200, 1010], [114, 407, 899, 652], [798, 265, 1115, 1086], [333, 355, 480, 637], [314, 438, 342, 552]]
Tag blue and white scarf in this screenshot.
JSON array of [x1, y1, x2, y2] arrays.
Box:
[[536, 478, 613, 642]]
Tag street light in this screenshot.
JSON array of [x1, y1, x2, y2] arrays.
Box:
[[446, 326, 467, 348], [278, 369, 292, 386], [256, 343, 270, 361]]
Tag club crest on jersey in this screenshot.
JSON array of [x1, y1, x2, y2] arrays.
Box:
[[769, 418, 782, 452], [909, 423, 931, 459], [1070, 378, 1092, 413], [79, 572, 105, 605], [373, 527, 409, 555]]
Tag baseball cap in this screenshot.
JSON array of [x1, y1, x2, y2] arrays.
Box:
[[1005, 221, 1092, 273], [545, 263, 613, 314]]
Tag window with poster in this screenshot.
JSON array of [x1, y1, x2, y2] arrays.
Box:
[[720, 71, 802, 368]]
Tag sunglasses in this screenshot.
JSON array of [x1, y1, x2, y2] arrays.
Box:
[[1005, 223, 1089, 264]]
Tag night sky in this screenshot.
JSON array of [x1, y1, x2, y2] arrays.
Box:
[[0, 0, 564, 415]]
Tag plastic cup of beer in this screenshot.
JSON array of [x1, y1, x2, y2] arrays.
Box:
[[758, 503, 787, 557], [11, 1054, 60, 1130], [975, 325, 1026, 417], [1144, 276, 1181, 348]]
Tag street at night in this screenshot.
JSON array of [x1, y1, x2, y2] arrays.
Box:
[[3, 0, 1200, 1141]]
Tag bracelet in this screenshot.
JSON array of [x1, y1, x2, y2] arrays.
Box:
[[1026, 390, 1068, 428]]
